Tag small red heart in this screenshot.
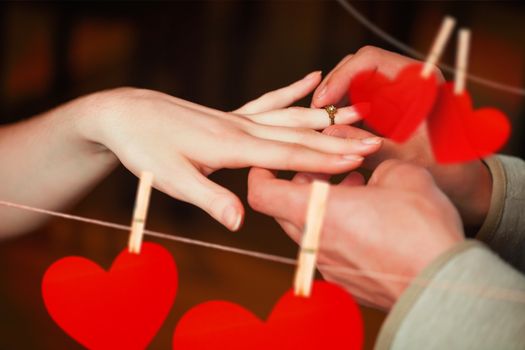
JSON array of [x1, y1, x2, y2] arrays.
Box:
[[172, 281, 363, 349], [428, 83, 511, 163], [349, 64, 439, 142], [42, 242, 177, 350]]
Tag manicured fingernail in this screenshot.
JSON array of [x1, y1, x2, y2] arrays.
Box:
[[223, 206, 242, 231], [353, 102, 371, 118], [232, 214, 242, 231], [361, 137, 382, 145], [340, 155, 364, 162], [304, 71, 321, 81]]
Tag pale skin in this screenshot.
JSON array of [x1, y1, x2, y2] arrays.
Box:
[[0, 71, 383, 238]]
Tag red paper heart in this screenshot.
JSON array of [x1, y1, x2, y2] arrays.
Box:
[[428, 83, 511, 163], [42, 242, 177, 350], [172, 281, 363, 349], [349, 63, 439, 142]]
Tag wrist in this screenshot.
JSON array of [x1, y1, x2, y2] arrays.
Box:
[[68, 90, 120, 165], [430, 161, 492, 229]]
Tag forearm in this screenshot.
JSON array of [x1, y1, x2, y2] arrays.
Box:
[[0, 93, 118, 238]]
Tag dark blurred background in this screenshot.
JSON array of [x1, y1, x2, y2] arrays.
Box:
[[0, 1, 523, 349]]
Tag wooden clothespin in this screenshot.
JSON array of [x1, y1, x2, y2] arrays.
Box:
[[454, 29, 471, 95], [294, 181, 330, 298], [128, 171, 154, 254], [421, 16, 456, 78]]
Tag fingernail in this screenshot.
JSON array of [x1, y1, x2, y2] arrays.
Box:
[[294, 174, 311, 184], [353, 102, 371, 118], [316, 85, 328, 99], [340, 155, 364, 162], [304, 71, 321, 81], [361, 137, 382, 145], [232, 214, 242, 231], [223, 206, 242, 231]]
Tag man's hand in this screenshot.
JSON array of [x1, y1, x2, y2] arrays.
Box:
[[311, 46, 493, 229], [248, 147, 464, 309]]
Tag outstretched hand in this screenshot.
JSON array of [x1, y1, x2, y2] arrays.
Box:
[[78, 72, 382, 231]]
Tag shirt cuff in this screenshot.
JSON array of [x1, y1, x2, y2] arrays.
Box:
[[475, 156, 506, 242]]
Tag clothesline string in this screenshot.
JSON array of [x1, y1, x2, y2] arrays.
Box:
[[0, 200, 297, 266], [1, 199, 525, 304], [335, 0, 525, 96]]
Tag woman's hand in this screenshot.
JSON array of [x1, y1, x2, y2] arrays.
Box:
[[76, 72, 382, 231], [312, 47, 493, 229]]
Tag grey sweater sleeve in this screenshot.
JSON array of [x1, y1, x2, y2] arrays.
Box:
[[375, 241, 525, 350], [477, 155, 525, 272]]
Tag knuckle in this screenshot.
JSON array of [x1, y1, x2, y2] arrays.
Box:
[[377, 159, 404, 172], [356, 45, 379, 57], [391, 162, 421, 177], [342, 53, 353, 62], [295, 128, 317, 143], [230, 115, 253, 131], [258, 91, 274, 103], [283, 144, 302, 170], [286, 106, 304, 115], [393, 163, 433, 186]]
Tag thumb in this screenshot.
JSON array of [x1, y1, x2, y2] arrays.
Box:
[[235, 71, 322, 115], [162, 163, 244, 231]]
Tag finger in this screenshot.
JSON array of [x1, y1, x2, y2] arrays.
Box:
[[312, 54, 375, 108], [293, 172, 330, 185], [247, 124, 382, 156], [248, 168, 371, 241], [368, 160, 436, 192], [322, 126, 369, 187], [276, 218, 303, 244], [312, 46, 418, 108], [322, 123, 380, 139], [237, 138, 365, 174], [248, 167, 366, 230], [339, 171, 366, 186], [235, 71, 322, 115], [244, 104, 364, 129], [360, 123, 432, 170], [248, 167, 311, 226], [159, 161, 244, 231], [310, 54, 354, 107]]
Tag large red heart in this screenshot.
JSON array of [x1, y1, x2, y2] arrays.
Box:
[[349, 63, 439, 142], [172, 281, 363, 349], [42, 242, 177, 350], [428, 83, 511, 163]]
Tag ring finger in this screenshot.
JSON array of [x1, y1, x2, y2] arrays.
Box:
[[245, 104, 367, 129]]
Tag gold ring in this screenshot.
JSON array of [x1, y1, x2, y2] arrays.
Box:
[[325, 105, 337, 125]]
